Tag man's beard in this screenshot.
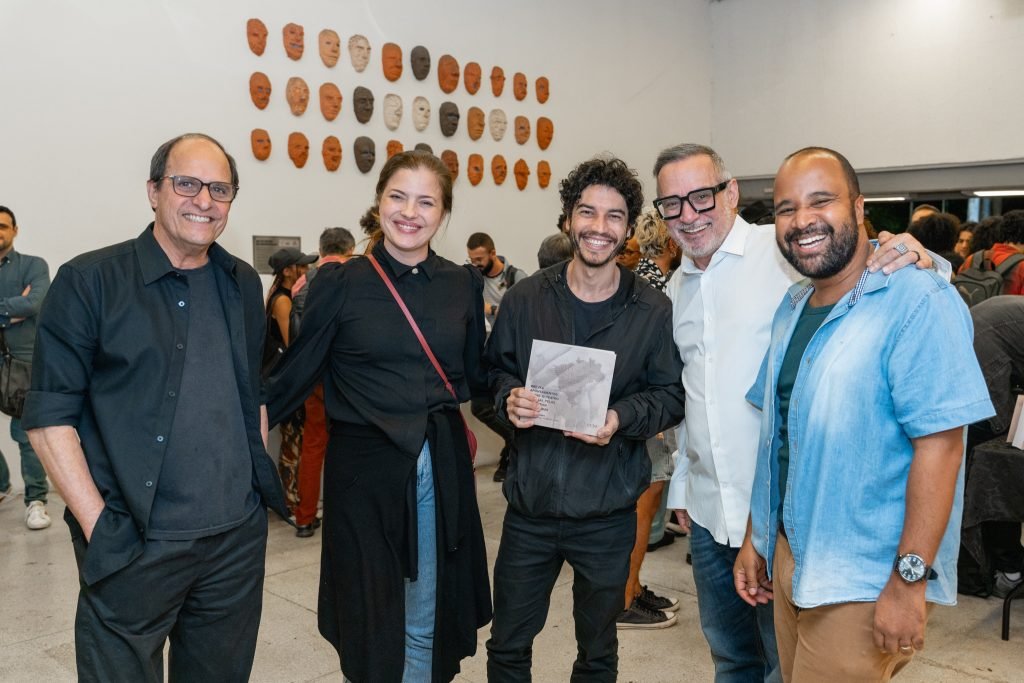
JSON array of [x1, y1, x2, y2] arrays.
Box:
[[569, 229, 624, 268], [476, 257, 495, 274], [778, 217, 859, 279]]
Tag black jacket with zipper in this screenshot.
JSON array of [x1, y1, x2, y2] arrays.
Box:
[[485, 262, 685, 519]]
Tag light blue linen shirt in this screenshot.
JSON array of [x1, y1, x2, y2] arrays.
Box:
[[747, 265, 994, 608]]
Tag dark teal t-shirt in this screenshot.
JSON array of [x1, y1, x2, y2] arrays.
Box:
[[776, 302, 834, 522]]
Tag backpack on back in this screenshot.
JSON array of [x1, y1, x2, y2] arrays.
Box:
[[953, 249, 1024, 307]]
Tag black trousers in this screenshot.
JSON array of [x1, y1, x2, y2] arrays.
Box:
[[486, 507, 636, 683], [71, 507, 268, 683]]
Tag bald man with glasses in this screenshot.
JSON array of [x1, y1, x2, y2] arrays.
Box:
[[24, 133, 289, 682]]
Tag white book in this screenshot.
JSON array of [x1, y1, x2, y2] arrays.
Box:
[[525, 339, 616, 437]]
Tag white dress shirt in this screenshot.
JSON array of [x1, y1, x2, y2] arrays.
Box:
[[666, 216, 799, 547]]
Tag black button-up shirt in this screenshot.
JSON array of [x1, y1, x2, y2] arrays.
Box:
[[22, 225, 288, 585], [266, 242, 488, 455]]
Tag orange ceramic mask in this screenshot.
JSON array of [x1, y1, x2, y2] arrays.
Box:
[[382, 42, 403, 81], [513, 72, 527, 101], [464, 62, 481, 94], [514, 159, 530, 190], [441, 150, 459, 180], [537, 160, 552, 189], [319, 82, 342, 121], [437, 55, 460, 94], [467, 154, 484, 186], [249, 72, 272, 109], [536, 77, 549, 103], [490, 66, 505, 96], [251, 128, 271, 161], [246, 19, 268, 56], [288, 132, 310, 168], [537, 117, 553, 150], [492, 155, 507, 185], [467, 107, 485, 140], [386, 140, 404, 159], [514, 116, 530, 145], [322, 136, 342, 171], [282, 23, 304, 61]]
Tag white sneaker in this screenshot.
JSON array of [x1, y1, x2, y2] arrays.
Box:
[[0, 485, 12, 504], [25, 500, 51, 530]]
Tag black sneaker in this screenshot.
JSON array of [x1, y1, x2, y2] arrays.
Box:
[[637, 585, 680, 613], [616, 599, 677, 630], [296, 517, 322, 538], [492, 465, 507, 482], [647, 533, 675, 553]]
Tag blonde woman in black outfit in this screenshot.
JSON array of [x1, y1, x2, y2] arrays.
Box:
[[266, 151, 491, 683]]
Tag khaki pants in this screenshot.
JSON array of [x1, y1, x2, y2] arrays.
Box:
[[772, 532, 926, 682]]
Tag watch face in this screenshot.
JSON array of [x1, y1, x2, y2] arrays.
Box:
[[898, 554, 926, 582]]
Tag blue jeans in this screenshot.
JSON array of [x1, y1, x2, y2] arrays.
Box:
[[690, 521, 780, 683], [403, 442, 437, 682], [0, 417, 48, 504]]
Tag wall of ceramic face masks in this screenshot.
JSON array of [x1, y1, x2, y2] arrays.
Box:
[[245, 20, 556, 194], [1, 0, 713, 275]]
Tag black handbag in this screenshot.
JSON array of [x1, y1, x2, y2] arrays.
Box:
[[0, 329, 32, 418]]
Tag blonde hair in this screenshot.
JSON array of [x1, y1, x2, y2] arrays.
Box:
[[634, 209, 670, 259]]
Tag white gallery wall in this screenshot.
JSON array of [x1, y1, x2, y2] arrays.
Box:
[[0, 0, 712, 274], [0, 0, 713, 491], [709, 0, 1024, 176]]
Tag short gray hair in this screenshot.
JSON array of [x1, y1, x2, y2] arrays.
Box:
[[652, 143, 731, 182]]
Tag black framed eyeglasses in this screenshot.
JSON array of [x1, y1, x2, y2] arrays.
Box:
[[161, 175, 238, 203], [653, 179, 730, 220]]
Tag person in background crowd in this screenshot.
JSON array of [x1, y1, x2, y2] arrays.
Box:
[[958, 209, 1024, 295], [617, 234, 642, 270], [909, 211, 963, 272], [617, 206, 685, 631], [265, 247, 316, 517], [970, 216, 1003, 253], [266, 151, 491, 683], [465, 232, 525, 482], [0, 205, 51, 530], [289, 228, 356, 538], [910, 203, 939, 225], [24, 132, 289, 681], [536, 232, 573, 269], [967, 296, 1024, 598], [955, 222, 976, 260]]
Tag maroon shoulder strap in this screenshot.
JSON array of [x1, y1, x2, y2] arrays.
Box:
[[366, 254, 458, 400]]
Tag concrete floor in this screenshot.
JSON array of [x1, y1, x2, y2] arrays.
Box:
[[2, 464, 1023, 682]]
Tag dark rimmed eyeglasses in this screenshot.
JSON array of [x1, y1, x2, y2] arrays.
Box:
[[161, 175, 239, 203], [653, 180, 730, 220]]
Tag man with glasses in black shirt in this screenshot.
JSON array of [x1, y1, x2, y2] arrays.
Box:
[[23, 133, 288, 682]]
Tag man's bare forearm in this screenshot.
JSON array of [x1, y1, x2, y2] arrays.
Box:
[[27, 425, 105, 540]]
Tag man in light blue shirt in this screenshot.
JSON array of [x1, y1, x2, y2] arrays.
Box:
[[735, 148, 994, 681]]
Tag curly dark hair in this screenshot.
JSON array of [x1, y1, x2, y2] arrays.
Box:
[[1000, 209, 1024, 244], [559, 156, 644, 230], [972, 216, 1003, 252], [909, 212, 961, 252]]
